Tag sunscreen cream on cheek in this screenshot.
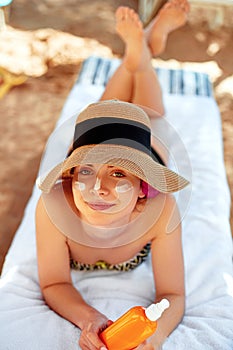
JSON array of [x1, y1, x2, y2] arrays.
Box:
[[73, 181, 86, 191], [115, 180, 133, 193], [100, 299, 169, 350]]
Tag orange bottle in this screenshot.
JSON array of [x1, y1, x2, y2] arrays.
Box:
[[100, 299, 169, 350]]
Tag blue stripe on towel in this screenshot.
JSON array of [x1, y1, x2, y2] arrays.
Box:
[[76, 56, 213, 97]]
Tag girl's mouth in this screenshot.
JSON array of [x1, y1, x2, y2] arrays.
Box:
[[87, 202, 115, 211]]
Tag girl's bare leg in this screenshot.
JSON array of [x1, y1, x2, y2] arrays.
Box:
[[145, 0, 190, 57], [100, 64, 133, 103], [101, 7, 164, 116]]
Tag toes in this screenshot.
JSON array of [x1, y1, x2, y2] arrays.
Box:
[[164, 0, 190, 14], [115, 6, 128, 21], [183, 0, 190, 13], [115, 6, 143, 29], [130, 10, 143, 29], [173, 0, 190, 12], [179, 0, 190, 14]]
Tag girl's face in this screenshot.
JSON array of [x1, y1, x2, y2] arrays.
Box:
[[71, 164, 145, 227]]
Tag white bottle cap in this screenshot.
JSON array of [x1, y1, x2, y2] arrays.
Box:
[[145, 299, 170, 321]]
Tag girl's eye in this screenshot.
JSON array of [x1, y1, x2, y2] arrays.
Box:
[[112, 171, 125, 178], [78, 168, 93, 176]]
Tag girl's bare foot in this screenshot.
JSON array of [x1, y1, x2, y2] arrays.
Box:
[[115, 6, 151, 73], [145, 0, 190, 57]]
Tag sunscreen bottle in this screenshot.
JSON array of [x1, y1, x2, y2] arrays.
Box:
[[100, 299, 169, 350]]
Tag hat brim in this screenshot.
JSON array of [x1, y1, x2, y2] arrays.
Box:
[[38, 144, 189, 193]]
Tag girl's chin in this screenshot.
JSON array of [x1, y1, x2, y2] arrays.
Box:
[[80, 212, 131, 228]]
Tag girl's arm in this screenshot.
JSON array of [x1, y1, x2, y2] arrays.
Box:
[[147, 194, 185, 349], [35, 196, 110, 350]]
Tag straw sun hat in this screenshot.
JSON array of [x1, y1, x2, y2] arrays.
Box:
[[38, 100, 189, 194]]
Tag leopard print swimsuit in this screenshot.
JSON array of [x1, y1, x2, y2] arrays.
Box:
[[70, 243, 151, 272]]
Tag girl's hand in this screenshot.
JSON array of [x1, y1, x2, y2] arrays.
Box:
[[78, 310, 112, 350]]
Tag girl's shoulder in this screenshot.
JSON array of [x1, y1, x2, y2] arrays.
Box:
[[36, 180, 76, 224]]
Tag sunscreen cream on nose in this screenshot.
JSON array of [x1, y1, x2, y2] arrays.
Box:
[[94, 178, 101, 191]]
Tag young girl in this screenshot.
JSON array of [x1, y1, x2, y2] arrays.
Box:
[[36, 2, 190, 350]]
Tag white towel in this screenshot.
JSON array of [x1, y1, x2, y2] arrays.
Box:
[[0, 57, 233, 350]]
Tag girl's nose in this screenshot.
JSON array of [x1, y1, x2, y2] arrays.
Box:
[[91, 177, 109, 195]]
